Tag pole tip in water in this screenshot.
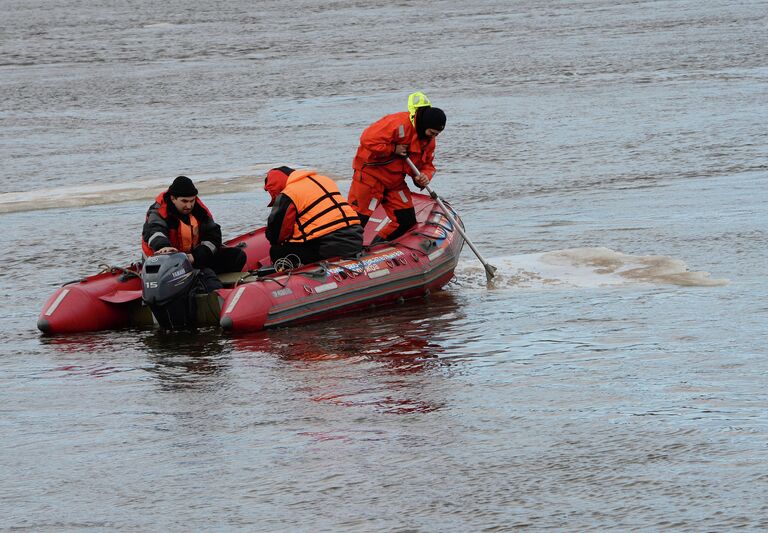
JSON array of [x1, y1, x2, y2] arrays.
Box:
[[485, 264, 498, 281]]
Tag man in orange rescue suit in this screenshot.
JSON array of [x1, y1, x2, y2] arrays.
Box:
[[142, 175, 246, 273], [264, 167, 363, 266], [349, 92, 446, 243]]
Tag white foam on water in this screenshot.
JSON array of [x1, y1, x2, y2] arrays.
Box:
[[456, 247, 729, 289], [0, 163, 306, 214], [142, 22, 176, 29]]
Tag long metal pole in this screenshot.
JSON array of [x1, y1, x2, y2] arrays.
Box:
[[406, 157, 497, 281]]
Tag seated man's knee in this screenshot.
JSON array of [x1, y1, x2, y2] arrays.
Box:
[[230, 248, 247, 272], [214, 246, 247, 273]]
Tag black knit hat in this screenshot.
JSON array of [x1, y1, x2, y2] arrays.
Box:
[[416, 107, 446, 139], [168, 175, 198, 197], [421, 107, 446, 131]]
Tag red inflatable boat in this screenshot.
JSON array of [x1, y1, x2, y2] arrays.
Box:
[[37, 192, 465, 334]]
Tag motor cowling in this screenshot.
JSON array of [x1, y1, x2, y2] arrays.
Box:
[[142, 253, 199, 329]]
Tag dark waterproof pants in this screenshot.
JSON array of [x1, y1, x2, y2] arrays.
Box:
[[202, 246, 247, 274], [270, 226, 364, 268]]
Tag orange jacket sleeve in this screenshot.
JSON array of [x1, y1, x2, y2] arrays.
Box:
[[359, 114, 405, 161]]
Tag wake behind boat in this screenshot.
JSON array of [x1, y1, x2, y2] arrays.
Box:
[[37, 192, 464, 334]]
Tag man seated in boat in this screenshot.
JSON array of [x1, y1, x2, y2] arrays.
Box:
[[141, 175, 246, 273], [264, 167, 364, 268]]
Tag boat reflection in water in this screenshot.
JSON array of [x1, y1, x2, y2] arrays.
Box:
[[233, 291, 463, 415], [39, 291, 463, 413], [40, 328, 233, 392], [140, 330, 233, 392]]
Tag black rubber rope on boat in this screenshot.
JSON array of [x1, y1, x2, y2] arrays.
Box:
[[391, 240, 431, 257], [257, 272, 291, 288]]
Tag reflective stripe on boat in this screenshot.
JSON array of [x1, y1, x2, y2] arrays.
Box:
[[271, 287, 293, 298], [367, 268, 390, 279], [428, 249, 444, 261], [224, 286, 246, 314], [45, 289, 70, 316], [314, 282, 338, 294]]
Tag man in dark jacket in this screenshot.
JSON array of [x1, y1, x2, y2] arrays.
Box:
[[264, 167, 363, 268], [142, 175, 246, 273]]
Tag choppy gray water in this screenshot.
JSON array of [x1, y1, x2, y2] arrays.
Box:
[[1, 1, 767, 531]]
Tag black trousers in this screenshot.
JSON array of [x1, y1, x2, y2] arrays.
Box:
[[203, 246, 247, 274], [270, 227, 364, 268]]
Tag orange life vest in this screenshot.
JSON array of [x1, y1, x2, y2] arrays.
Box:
[[142, 191, 209, 256], [281, 170, 360, 243], [174, 214, 200, 252]]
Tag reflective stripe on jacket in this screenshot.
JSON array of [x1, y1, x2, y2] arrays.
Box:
[[281, 170, 360, 243], [352, 111, 437, 180]]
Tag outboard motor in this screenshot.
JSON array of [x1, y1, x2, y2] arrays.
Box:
[[142, 253, 200, 329]]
